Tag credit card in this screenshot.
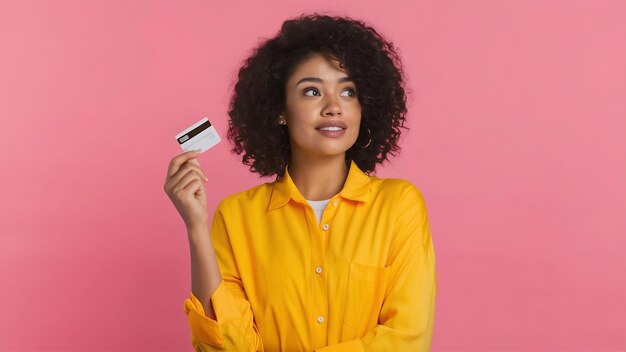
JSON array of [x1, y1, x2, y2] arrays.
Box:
[[175, 117, 221, 153]]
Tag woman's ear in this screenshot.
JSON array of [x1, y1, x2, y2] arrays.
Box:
[[278, 113, 287, 125]]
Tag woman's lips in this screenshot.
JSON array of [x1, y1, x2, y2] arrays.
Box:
[[316, 128, 346, 138]]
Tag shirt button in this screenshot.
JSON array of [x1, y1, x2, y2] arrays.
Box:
[[315, 267, 323, 274], [322, 224, 329, 231], [333, 200, 339, 206], [317, 316, 325, 323]]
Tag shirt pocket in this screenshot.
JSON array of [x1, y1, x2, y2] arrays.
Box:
[[341, 262, 390, 340]]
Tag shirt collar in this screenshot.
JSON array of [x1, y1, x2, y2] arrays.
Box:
[[268, 160, 371, 211]]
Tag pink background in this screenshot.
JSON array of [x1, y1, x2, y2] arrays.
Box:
[[1, 0, 625, 350]]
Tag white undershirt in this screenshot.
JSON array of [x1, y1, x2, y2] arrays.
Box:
[[306, 198, 331, 224]]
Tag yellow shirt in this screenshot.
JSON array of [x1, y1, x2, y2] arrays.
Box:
[[184, 160, 437, 351]]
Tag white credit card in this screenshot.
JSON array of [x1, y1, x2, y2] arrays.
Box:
[[175, 117, 221, 153]]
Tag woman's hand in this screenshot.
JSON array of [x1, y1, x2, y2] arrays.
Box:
[[166, 151, 221, 320], [164, 150, 210, 230]]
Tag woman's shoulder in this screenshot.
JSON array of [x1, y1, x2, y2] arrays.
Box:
[[370, 176, 425, 197], [215, 180, 275, 211]]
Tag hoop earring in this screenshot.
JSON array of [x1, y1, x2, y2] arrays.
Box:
[[362, 128, 372, 148]]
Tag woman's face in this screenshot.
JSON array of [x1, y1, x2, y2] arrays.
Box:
[[280, 53, 362, 161]]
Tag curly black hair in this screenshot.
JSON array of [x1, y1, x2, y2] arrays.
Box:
[[227, 13, 408, 179]]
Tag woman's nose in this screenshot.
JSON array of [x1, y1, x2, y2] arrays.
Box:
[[321, 96, 342, 116]]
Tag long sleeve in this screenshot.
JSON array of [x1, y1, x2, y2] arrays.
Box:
[[181, 162, 433, 351], [183, 203, 264, 351], [316, 184, 437, 352]]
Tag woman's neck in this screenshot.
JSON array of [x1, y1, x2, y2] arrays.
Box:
[[287, 155, 349, 201]]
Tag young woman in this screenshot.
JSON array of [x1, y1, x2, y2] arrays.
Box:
[[164, 14, 436, 351]]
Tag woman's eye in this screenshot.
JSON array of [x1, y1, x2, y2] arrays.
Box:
[[304, 88, 320, 96], [340, 88, 357, 97]]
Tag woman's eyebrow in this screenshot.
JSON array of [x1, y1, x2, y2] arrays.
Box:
[[295, 76, 353, 86]]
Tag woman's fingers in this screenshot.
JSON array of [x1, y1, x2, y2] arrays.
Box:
[[171, 168, 206, 194], [166, 164, 208, 191], [188, 157, 201, 167], [164, 152, 209, 195], [167, 152, 207, 179], [166, 150, 201, 179]]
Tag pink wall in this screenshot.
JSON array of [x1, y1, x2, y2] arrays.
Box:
[[1, 0, 625, 350]]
